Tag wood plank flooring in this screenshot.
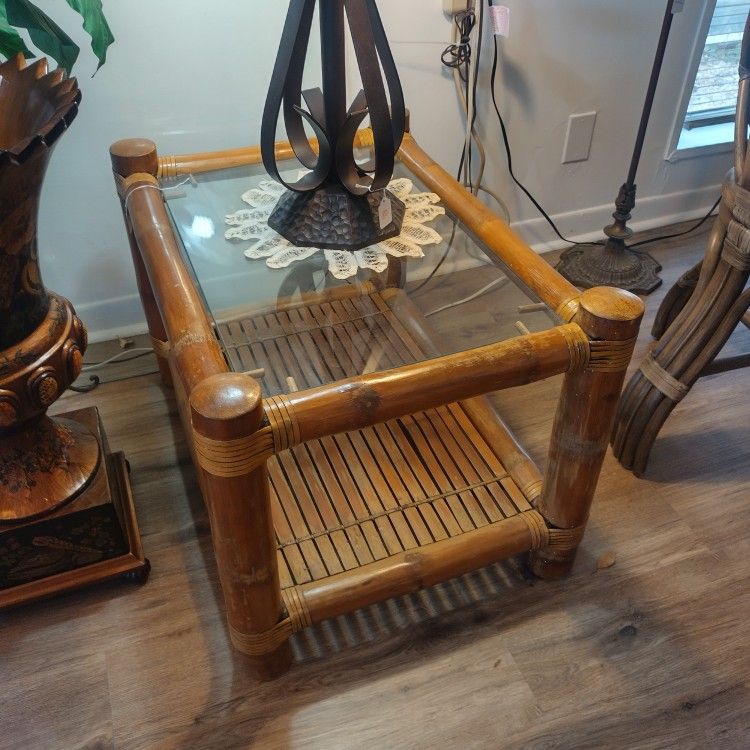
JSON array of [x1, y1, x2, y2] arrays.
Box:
[[1, 221, 748, 749]]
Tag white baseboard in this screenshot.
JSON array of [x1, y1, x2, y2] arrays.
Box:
[[76, 293, 149, 344], [80, 182, 721, 342], [510, 182, 721, 254]]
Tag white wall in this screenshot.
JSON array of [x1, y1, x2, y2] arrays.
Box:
[[36, 1, 305, 340], [33, 0, 727, 340], [379, 0, 727, 245]]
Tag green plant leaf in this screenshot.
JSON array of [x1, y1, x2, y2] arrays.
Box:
[[5, 0, 80, 73], [64, 0, 113, 71], [0, 1, 33, 60]]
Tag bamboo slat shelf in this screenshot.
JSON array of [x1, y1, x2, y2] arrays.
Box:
[[110, 130, 645, 679], [216, 290, 539, 591]]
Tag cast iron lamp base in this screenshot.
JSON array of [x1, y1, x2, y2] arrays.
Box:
[[556, 238, 662, 295], [269, 183, 406, 252], [557, 182, 663, 295]]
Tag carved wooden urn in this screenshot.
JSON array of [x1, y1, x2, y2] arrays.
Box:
[[0, 55, 98, 523]]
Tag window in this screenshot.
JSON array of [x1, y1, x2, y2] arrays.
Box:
[[675, 0, 749, 154], [686, 0, 748, 127]]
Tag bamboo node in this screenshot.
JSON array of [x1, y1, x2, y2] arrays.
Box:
[[588, 337, 637, 373], [639, 354, 690, 403], [172, 331, 215, 357]]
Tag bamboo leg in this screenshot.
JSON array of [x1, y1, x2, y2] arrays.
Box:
[[110, 139, 172, 387], [531, 287, 644, 578], [190, 373, 292, 679]]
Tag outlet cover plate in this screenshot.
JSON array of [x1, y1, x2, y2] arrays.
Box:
[[443, 0, 472, 16], [562, 112, 597, 164]]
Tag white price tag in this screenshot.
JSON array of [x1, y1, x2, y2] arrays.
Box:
[[490, 6, 510, 37], [379, 194, 393, 229]]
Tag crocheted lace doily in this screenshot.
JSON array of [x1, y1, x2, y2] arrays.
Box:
[[224, 177, 445, 280]]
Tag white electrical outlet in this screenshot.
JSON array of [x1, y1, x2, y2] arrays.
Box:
[[443, 0, 472, 16], [562, 112, 597, 164]]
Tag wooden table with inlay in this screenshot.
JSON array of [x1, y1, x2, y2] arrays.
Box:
[[110, 129, 644, 678]]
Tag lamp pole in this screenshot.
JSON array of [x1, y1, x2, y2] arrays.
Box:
[[557, 0, 678, 294]]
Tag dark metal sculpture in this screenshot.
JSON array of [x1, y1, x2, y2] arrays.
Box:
[[261, 0, 406, 251], [556, 0, 680, 294]]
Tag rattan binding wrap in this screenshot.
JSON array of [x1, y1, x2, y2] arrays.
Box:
[[150, 337, 170, 359], [266, 394, 301, 452], [521, 479, 543, 504], [230, 619, 296, 657], [639, 353, 690, 403], [283, 586, 312, 629], [158, 155, 179, 180], [561, 324, 590, 372], [193, 395, 301, 478], [546, 525, 586, 553], [588, 337, 638, 373], [228, 588, 314, 657], [556, 296, 581, 323], [723, 221, 750, 271], [521, 510, 551, 550], [193, 428, 274, 478]]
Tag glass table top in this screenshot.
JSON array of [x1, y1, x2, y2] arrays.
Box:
[[163, 157, 557, 396]]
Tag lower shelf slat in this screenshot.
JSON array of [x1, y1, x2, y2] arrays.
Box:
[[217, 289, 539, 589]]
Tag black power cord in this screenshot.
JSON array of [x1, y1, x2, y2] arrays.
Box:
[[489, 37, 603, 248], [415, 5, 481, 295], [467, 0, 484, 188], [419, 0, 720, 298], [487, 1, 719, 251], [630, 195, 721, 248], [441, 9, 477, 81]]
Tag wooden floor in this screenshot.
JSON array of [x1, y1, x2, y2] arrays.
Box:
[[2, 221, 749, 749]]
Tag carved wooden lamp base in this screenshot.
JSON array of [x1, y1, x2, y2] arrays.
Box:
[[0, 415, 101, 523]]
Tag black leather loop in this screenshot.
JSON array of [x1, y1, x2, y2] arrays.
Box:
[[262, 0, 332, 192], [337, 0, 398, 194], [262, 0, 406, 197]]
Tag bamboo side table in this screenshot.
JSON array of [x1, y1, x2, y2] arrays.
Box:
[[110, 130, 643, 678]]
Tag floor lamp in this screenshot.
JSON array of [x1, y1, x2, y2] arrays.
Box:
[[556, 0, 681, 294]]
